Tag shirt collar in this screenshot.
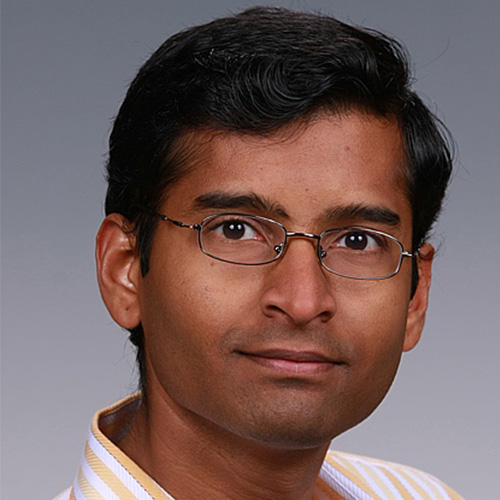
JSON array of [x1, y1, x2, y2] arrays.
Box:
[[70, 394, 369, 500]]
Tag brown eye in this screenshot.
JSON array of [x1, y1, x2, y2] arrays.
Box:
[[211, 218, 260, 241], [345, 232, 369, 250], [222, 221, 246, 239], [337, 230, 383, 251]]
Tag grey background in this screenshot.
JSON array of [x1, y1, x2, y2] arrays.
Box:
[[1, 1, 499, 499]]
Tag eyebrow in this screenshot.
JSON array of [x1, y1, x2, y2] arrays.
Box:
[[192, 191, 289, 219], [322, 204, 401, 227], [192, 191, 401, 228]]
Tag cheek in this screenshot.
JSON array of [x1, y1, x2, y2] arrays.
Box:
[[139, 256, 264, 374], [139, 261, 269, 419], [338, 279, 411, 367], [329, 283, 411, 425], [174, 265, 262, 333]]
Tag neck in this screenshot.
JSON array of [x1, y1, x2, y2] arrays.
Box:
[[118, 388, 333, 500]]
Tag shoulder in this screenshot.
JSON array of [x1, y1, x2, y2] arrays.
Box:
[[321, 450, 465, 500]]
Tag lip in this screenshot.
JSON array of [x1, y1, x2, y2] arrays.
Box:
[[236, 349, 341, 376]]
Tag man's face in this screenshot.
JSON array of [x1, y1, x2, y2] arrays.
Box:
[[131, 112, 428, 448]]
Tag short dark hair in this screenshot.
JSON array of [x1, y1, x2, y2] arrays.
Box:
[[104, 7, 453, 393]]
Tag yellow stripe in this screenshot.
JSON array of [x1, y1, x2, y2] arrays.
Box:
[[398, 467, 436, 500], [325, 453, 384, 500], [361, 462, 402, 500], [121, 466, 173, 500], [413, 469, 460, 500], [78, 466, 106, 500], [327, 452, 466, 500], [382, 467, 424, 500], [85, 443, 139, 500]]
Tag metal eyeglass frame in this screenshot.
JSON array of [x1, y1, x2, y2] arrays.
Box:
[[154, 211, 416, 280]]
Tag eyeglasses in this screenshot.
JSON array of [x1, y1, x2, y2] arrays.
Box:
[[155, 212, 415, 280]]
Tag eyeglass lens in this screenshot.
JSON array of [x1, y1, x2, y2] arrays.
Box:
[[198, 214, 403, 279]]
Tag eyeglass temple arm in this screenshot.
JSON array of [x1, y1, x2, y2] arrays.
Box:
[[158, 214, 201, 231], [402, 250, 417, 258]]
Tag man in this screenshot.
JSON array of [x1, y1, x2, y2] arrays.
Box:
[[55, 7, 464, 500]]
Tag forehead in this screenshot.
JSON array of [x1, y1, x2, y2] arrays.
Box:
[[165, 112, 410, 230]]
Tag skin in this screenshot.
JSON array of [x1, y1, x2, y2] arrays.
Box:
[[96, 112, 433, 500]]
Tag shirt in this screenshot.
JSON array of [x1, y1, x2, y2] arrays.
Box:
[[53, 394, 464, 500]]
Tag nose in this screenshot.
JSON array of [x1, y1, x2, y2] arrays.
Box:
[[260, 238, 336, 326]]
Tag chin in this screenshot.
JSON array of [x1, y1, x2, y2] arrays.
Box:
[[247, 427, 335, 450], [225, 401, 355, 450]]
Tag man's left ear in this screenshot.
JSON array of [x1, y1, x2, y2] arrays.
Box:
[[403, 243, 434, 352]]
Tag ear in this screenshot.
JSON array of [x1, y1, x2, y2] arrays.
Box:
[[403, 243, 434, 352], [96, 214, 141, 329]]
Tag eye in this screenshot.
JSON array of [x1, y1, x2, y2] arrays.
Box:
[[338, 230, 383, 251], [213, 218, 260, 240]]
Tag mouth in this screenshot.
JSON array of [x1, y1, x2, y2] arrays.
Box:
[[236, 349, 343, 376]]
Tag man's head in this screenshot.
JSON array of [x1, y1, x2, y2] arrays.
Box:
[[97, 7, 452, 439]]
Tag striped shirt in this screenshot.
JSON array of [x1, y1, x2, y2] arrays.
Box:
[[53, 394, 464, 500]]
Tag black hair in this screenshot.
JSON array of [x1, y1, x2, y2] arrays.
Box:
[[105, 7, 453, 394]]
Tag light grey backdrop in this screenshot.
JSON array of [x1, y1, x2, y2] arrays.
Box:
[[2, 1, 499, 499]]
